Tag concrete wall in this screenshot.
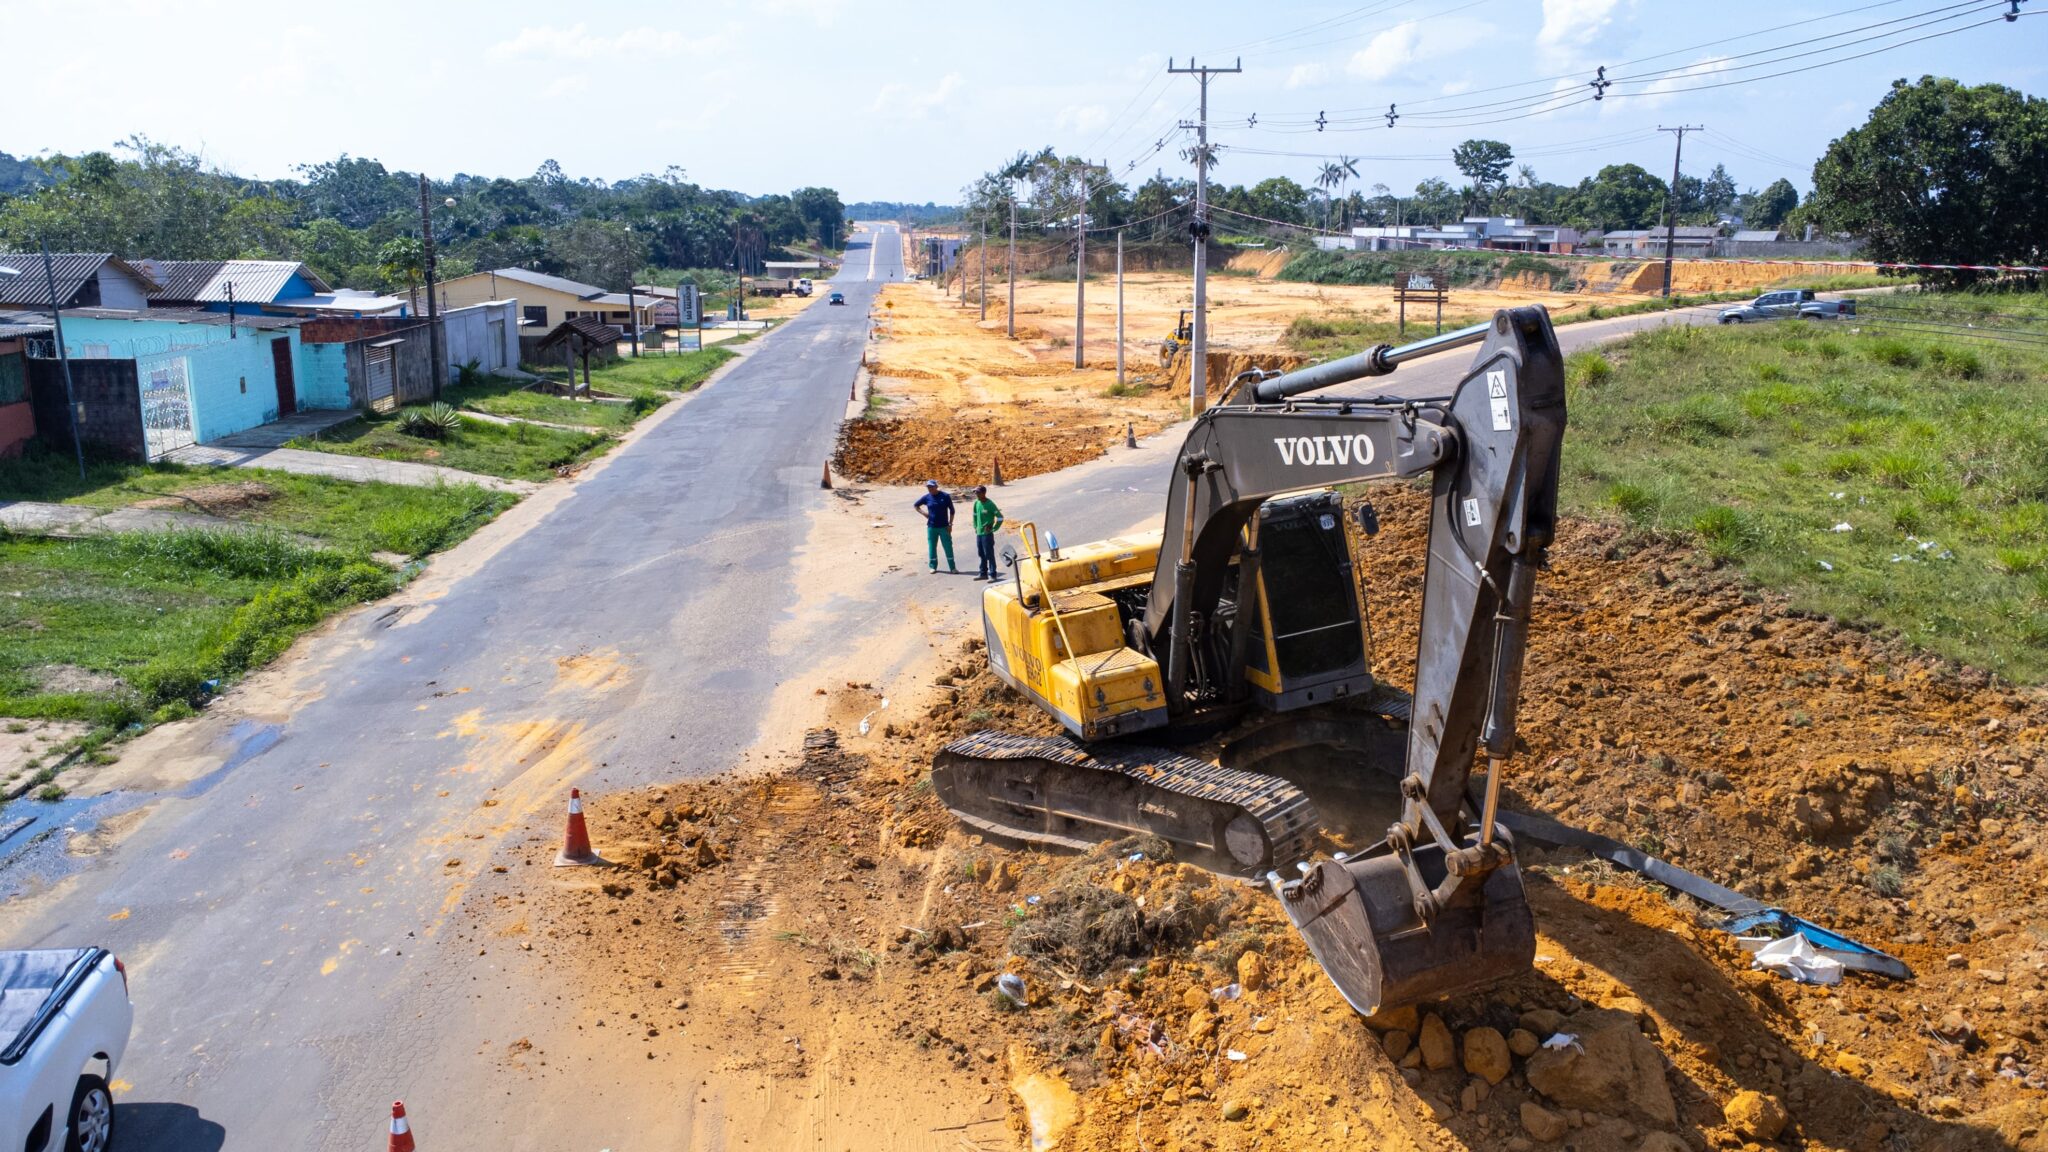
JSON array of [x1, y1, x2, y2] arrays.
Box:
[[0, 341, 30, 457], [27, 356, 144, 461], [170, 334, 293, 443], [297, 341, 351, 408], [51, 313, 349, 437]]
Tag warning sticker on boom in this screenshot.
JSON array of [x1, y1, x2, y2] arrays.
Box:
[[1463, 498, 1482, 527], [1487, 370, 1513, 431]]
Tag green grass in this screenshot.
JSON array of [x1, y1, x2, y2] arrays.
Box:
[[1562, 295, 2048, 681], [0, 450, 515, 558], [523, 346, 736, 404], [289, 409, 609, 482], [0, 529, 395, 727]]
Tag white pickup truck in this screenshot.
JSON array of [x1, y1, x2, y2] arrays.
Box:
[[1, 949, 131, 1152]]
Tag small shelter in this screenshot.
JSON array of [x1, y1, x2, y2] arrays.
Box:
[[535, 315, 622, 398]]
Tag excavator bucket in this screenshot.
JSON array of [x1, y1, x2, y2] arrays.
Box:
[[1273, 834, 1536, 1015]]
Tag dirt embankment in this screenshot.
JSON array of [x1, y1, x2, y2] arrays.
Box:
[[484, 482, 2045, 1152]]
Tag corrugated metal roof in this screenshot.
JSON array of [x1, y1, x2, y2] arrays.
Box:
[[138, 259, 329, 303], [0, 321, 54, 339], [484, 266, 609, 299], [0, 252, 156, 307], [59, 306, 302, 330], [1731, 229, 1784, 243]]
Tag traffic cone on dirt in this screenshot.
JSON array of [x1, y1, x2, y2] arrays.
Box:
[[1125, 422, 1138, 449], [555, 788, 601, 867], [820, 460, 834, 490], [388, 1101, 416, 1152], [991, 457, 1005, 487]]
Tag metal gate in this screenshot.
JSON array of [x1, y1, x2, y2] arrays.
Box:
[[366, 348, 397, 412], [138, 355, 196, 460]]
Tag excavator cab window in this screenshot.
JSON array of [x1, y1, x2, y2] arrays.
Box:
[[1260, 513, 1362, 680]]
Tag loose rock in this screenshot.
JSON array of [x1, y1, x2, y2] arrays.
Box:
[[1523, 1011, 1676, 1126], [1521, 1101, 1569, 1143], [1725, 1090, 1788, 1141], [1418, 1013, 1456, 1071], [1463, 1026, 1512, 1085]]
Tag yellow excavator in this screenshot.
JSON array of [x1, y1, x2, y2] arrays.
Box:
[[1159, 309, 1194, 364], [933, 306, 1566, 1015]]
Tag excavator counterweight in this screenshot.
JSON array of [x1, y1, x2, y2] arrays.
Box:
[[934, 306, 1566, 1015]]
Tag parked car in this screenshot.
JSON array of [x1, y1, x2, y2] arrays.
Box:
[[827, 291, 846, 306], [2, 948, 131, 1152], [1718, 289, 1856, 323]]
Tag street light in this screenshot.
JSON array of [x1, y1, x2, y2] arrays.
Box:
[[0, 248, 86, 479]]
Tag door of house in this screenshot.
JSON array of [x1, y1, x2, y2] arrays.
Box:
[[366, 348, 396, 413], [138, 357, 196, 460], [270, 337, 297, 417]]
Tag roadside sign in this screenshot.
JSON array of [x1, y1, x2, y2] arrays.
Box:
[[1393, 270, 1450, 335], [677, 281, 701, 327]]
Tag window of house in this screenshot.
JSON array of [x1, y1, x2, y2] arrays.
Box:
[[524, 305, 548, 328], [0, 352, 25, 405]]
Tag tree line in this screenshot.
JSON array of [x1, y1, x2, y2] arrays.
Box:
[[959, 77, 2045, 275], [0, 138, 848, 293]]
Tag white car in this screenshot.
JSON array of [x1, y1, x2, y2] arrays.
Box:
[[2, 949, 131, 1152]]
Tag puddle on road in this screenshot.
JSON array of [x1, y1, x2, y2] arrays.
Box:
[[0, 720, 286, 898]]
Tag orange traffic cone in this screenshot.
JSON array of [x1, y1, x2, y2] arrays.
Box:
[[990, 457, 1005, 487], [555, 788, 601, 867], [1125, 422, 1138, 449], [388, 1101, 416, 1152], [820, 460, 834, 490]]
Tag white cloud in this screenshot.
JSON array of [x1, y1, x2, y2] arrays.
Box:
[[1347, 23, 1422, 82], [1537, 0, 1622, 56], [1055, 105, 1110, 135], [869, 72, 962, 118], [1286, 62, 1330, 90], [1441, 79, 1473, 96], [488, 24, 725, 61]]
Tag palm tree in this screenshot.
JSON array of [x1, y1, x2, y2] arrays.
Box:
[[1315, 162, 1345, 230]]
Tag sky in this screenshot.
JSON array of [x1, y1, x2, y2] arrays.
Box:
[[4, 0, 2043, 206]]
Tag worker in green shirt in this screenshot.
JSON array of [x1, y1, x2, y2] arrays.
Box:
[[971, 485, 1005, 581]]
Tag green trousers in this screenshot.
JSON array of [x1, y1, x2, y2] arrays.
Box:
[[927, 524, 956, 570]]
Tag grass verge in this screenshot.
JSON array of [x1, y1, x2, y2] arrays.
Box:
[[522, 346, 736, 407], [1562, 298, 2048, 681], [289, 409, 609, 482]]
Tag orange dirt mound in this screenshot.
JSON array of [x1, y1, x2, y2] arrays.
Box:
[[834, 415, 1115, 486]]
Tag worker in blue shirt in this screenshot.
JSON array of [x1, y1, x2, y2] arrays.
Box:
[[914, 480, 957, 573]]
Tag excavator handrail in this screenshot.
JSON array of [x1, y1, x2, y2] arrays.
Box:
[[1250, 318, 1494, 403]]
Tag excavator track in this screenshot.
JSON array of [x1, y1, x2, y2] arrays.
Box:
[[932, 731, 1320, 872]]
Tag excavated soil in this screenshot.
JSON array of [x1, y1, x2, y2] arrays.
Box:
[[481, 485, 2046, 1152], [835, 414, 1119, 487], [134, 480, 277, 515]]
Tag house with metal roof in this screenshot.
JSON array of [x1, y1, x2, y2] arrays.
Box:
[[1597, 227, 1722, 257], [0, 307, 351, 461], [0, 253, 157, 310], [0, 320, 50, 457], [428, 267, 655, 341], [132, 259, 407, 318]]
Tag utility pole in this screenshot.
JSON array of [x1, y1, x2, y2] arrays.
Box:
[[1006, 196, 1017, 339], [1115, 229, 1126, 387], [1169, 56, 1240, 415], [1073, 165, 1088, 369], [419, 174, 444, 399], [36, 242, 85, 479], [1657, 125, 1702, 300], [978, 213, 988, 322]]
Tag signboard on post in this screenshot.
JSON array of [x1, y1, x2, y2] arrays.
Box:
[[1393, 270, 1450, 336], [677, 281, 700, 327]]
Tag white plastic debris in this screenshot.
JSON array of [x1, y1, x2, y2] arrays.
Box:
[[1829, 522, 1853, 533], [1749, 933, 1844, 986], [1542, 1033, 1581, 1052], [1817, 561, 1834, 572], [1025, 894, 1041, 906], [1226, 1049, 1248, 1062], [856, 697, 890, 737], [1211, 983, 1242, 1002], [1831, 492, 1846, 500], [997, 973, 1028, 1003]]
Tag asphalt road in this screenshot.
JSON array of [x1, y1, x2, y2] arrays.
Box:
[[2, 226, 907, 1150]]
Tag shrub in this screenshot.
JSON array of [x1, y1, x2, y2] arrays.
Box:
[[1864, 338, 1920, 368], [1647, 394, 1742, 443], [1285, 314, 1339, 343], [1927, 346, 1983, 380], [1691, 505, 1755, 560], [1606, 481, 1658, 520], [1566, 351, 1613, 390], [456, 359, 486, 388], [400, 403, 463, 440]]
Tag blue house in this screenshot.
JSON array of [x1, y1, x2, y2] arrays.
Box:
[[137, 259, 408, 319]]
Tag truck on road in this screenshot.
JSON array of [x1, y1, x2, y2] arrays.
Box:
[[2, 948, 131, 1152], [749, 278, 813, 298], [1718, 289, 1856, 323]]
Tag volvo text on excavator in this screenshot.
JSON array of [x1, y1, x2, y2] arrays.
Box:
[[931, 305, 1567, 1014]]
